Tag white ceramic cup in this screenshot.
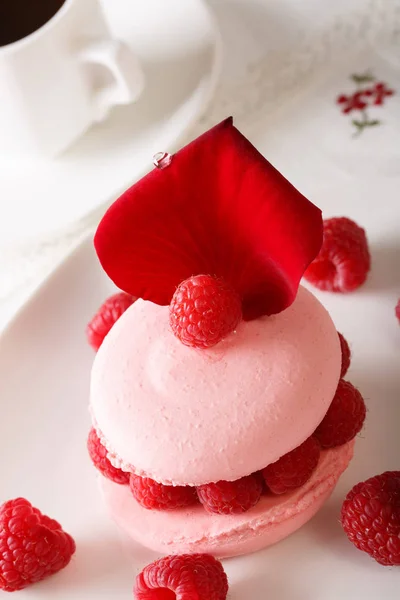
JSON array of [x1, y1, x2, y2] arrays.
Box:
[[0, 0, 144, 158]]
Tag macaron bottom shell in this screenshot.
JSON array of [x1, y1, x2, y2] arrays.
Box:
[[100, 441, 354, 558]]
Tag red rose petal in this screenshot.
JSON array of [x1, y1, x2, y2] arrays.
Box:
[[95, 118, 322, 320]]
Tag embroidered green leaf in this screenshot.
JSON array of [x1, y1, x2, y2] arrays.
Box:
[[367, 120, 380, 126], [351, 73, 375, 84], [352, 120, 364, 128]]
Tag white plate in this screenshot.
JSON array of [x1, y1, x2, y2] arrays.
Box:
[[0, 223, 399, 599], [0, 0, 222, 245]]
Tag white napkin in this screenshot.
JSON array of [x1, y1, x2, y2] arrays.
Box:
[[250, 41, 400, 218]]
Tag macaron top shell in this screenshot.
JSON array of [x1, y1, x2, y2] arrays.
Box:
[[90, 286, 341, 486]]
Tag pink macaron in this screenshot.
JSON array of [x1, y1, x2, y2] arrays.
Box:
[[89, 286, 352, 557]]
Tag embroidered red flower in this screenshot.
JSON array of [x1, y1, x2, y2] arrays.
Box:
[[371, 82, 394, 105], [95, 118, 323, 320], [336, 73, 395, 137], [337, 91, 368, 114]]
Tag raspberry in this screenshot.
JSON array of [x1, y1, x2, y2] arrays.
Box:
[[134, 553, 228, 600], [338, 332, 351, 377], [262, 436, 321, 495], [86, 292, 135, 351], [253, 471, 269, 495], [0, 498, 75, 592], [87, 428, 129, 485], [314, 379, 366, 448], [341, 471, 400, 566], [304, 217, 370, 292], [197, 474, 262, 514], [130, 474, 198, 510], [396, 299, 400, 323], [169, 275, 242, 349]]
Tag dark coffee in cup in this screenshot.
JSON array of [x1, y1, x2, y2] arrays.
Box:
[[0, 0, 66, 47]]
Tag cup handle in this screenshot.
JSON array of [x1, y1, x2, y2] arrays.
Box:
[[81, 39, 145, 122]]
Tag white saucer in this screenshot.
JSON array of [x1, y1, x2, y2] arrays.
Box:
[[0, 0, 222, 245]]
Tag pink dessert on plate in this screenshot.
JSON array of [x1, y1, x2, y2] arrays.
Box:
[[87, 118, 366, 558]]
